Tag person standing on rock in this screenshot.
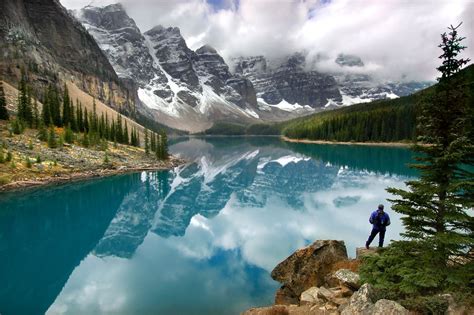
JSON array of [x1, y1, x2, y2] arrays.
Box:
[[365, 204, 391, 248]]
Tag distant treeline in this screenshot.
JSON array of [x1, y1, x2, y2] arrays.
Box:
[[282, 64, 474, 142], [283, 96, 419, 142], [200, 121, 283, 136]]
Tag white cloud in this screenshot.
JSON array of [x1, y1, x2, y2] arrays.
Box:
[[60, 0, 473, 81]]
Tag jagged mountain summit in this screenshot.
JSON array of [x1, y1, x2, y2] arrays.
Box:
[[75, 3, 431, 133], [76, 5, 292, 132]]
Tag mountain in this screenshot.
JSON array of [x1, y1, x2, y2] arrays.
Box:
[[0, 0, 135, 115], [75, 4, 431, 133], [232, 53, 432, 108], [76, 5, 290, 133], [282, 64, 474, 142], [232, 53, 342, 108]]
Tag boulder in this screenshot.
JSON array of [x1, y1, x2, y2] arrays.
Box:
[[341, 283, 375, 315], [327, 269, 361, 290], [439, 294, 470, 315], [356, 247, 379, 259], [300, 287, 320, 305], [271, 240, 348, 299], [317, 287, 335, 302], [372, 299, 408, 315], [275, 286, 299, 305], [242, 304, 330, 315]]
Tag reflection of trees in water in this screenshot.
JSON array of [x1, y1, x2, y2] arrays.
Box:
[[0, 175, 140, 315], [285, 142, 417, 177]]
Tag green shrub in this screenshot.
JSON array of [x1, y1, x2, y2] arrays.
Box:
[[0, 176, 10, 185], [25, 157, 32, 168], [47, 126, 57, 148], [401, 296, 449, 315]]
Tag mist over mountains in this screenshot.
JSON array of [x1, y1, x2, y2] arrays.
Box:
[[73, 3, 432, 132]]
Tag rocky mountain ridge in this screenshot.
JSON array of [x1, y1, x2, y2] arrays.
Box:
[[0, 0, 136, 116], [75, 3, 432, 133]]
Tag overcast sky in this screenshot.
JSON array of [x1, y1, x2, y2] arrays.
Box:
[[61, 0, 473, 81]]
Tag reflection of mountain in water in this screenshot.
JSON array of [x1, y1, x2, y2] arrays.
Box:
[[94, 172, 172, 258], [0, 175, 138, 315], [0, 137, 415, 314]]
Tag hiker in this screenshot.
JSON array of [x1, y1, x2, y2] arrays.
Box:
[[365, 204, 391, 248]]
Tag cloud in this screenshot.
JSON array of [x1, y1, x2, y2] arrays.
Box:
[[60, 0, 473, 81]]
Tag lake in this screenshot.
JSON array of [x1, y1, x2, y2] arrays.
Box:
[[0, 137, 416, 315]]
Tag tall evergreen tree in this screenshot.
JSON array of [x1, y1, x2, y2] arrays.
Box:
[[0, 82, 8, 120], [49, 85, 61, 127], [62, 85, 71, 127], [42, 87, 52, 126], [76, 101, 83, 132], [145, 128, 150, 154], [32, 98, 39, 128], [17, 75, 33, 126], [123, 121, 129, 145], [160, 130, 168, 159], [361, 23, 473, 297], [150, 131, 156, 152], [83, 108, 89, 132], [116, 113, 123, 143]]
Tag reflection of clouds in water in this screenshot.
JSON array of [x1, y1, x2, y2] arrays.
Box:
[[47, 256, 128, 314], [47, 139, 415, 314], [49, 233, 276, 315], [167, 170, 409, 272]]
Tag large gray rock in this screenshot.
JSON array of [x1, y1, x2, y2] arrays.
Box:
[[242, 304, 329, 315], [330, 269, 361, 290], [341, 283, 375, 315], [372, 299, 408, 315], [356, 247, 379, 259], [271, 240, 348, 302], [300, 287, 321, 305]]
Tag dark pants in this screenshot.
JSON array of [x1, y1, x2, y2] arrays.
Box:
[[366, 228, 386, 247]]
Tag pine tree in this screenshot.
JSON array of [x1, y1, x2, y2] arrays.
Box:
[[48, 125, 57, 148], [361, 23, 473, 297], [76, 101, 83, 132], [136, 129, 140, 147], [83, 108, 89, 132], [37, 121, 48, 141], [145, 128, 150, 155], [0, 81, 9, 120], [160, 130, 168, 159], [70, 99, 77, 132], [116, 114, 123, 143], [32, 98, 39, 128], [150, 131, 156, 152], [81, 132, 90, 148], [42, 87, 52, 126], [64, 123, 74, 144], [123, 121, 129, 145], [49, 85, 61, 127], [62, 85, 71, 127], [17, 75, 33, 126]]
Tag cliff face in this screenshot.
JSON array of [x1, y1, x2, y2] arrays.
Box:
[[0, 0, 135, 114]]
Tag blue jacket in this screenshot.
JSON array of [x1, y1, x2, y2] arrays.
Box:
[[369, 210, 391, 231]]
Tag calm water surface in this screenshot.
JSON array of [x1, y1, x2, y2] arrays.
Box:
[[0, 137, 416, 315]]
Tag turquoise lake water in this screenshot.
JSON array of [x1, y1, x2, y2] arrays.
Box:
[[0, 137, 416, 315]]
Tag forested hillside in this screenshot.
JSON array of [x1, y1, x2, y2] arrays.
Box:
[[282, 64, 474, 142]]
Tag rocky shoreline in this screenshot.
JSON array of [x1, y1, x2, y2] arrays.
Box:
[[0, 156, 184, 192], [281, 136, 414, 147], [242, 240, 467, 315]]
